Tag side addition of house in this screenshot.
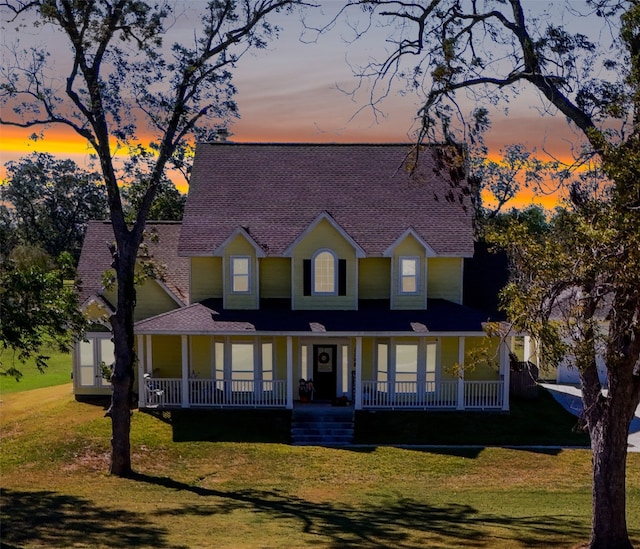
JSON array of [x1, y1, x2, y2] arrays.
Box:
[[75, 143, 514, 411]]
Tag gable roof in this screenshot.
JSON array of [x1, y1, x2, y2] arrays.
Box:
[[179, 143, 474, 258], [77, 221, 190, 306]]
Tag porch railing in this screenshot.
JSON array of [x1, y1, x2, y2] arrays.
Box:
[[361, 380, 458, 409], [142, 378, 504, 410], [464, 380, 504, 409], [361, 380, 504, 410], [144, 377, 182, 408], [142, 377, 287, 408]]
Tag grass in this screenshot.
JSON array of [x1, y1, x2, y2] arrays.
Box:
[[1, 385, 639, 548], [0, 346, 73, 394]]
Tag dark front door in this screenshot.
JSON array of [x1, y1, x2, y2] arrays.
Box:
[[312, 345, 337, 401]]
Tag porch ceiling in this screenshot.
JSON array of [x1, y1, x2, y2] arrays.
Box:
[[134, 298, 504, 335]]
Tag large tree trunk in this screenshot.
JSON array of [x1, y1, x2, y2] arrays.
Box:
[[582, 349, 639, 549], [108, 235, 138, 477], [588, 408, 634, 549]]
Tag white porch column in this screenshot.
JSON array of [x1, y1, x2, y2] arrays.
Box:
[[457, 337, 465, 411], [523, 336, 532, 362], [355, 337, 362, 410], [286, 336, 293, 409], [181, 335, 189, 408], [137, 335, 145, 408], [500, 340, 510, 411]]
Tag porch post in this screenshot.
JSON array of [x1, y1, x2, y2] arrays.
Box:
[[137, 335, 145, 408], [286, 336, 293, 409], [181, 335, 189, 408], [457, 337, 465, 410], [355, 337, 362, 410], [523, 335, 532, 362], [500, 340, 510, 411]]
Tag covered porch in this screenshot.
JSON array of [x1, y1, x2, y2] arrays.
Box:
[[135, 299, 511, 412], [136, 332, 511, 411], [140, 375, 508, 410]]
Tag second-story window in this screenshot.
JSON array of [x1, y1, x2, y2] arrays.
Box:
[[303, 250, 347, 296], [231, 256, 250, 293], [399, 257, 419, 294], [313, 250, 336, 294]]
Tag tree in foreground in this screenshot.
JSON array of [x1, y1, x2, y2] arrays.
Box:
[[2, 153, 108, 264], [334, 1, 640, 546], [0, 0, 304, 476], [0, 244, 86, 379]]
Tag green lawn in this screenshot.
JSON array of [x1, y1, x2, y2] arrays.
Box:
[[0, 346, 73, 394], [1, 385, 639, 548]]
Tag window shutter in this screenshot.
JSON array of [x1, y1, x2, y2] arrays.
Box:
[[338, 259, 347, 296], [303, 259, 311, 296]]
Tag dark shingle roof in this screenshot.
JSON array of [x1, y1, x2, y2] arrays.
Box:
[[179, 143, 474, 257], [77, 221, 189, 306], [135, 298, 498, 334]]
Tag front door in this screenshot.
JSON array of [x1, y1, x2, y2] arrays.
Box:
[[312, 345, 337, 400]]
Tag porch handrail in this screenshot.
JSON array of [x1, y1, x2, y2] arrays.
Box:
[[361, 379, 458, 409], [189, 378, 287, 407], [142, 377, 287, 408], [143, 377, 182, 408], [464, 380, 504, 409]]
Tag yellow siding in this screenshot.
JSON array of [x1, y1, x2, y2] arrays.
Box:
[[463, 336, 500, 380], [134, 280, 181, 322], [191, 336, 212, 378], [427, 257, 463, 303], [440, 337, 460, 380], [105, 280, 180, 323], [293, 218, 357, 310], [359, 258, 390, 299], [260, 258, 291, 298], [152, 335, 182, 377], [391, 235, 426, 309], [225, 235, 259, 309], [191, 257, 222, 302], [274, 337, 289, 379], [360, 337, 375, 379]]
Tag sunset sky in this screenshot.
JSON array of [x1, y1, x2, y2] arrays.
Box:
[[0, 2, 596, 209]]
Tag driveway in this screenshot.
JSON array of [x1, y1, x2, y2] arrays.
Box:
[[541, 383, 640, 453]]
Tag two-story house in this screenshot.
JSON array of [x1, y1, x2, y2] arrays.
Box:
[[75, 143, 512, 411]]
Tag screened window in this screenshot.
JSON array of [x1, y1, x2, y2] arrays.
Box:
[[231, 257, 250, 293], [313, 250, 336, 294], [399, 257, 419, 294]]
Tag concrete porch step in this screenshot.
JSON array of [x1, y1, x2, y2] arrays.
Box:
[[291, 405, 354, 446]]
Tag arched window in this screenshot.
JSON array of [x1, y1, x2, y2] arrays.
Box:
[[313, 250, 336, 294]]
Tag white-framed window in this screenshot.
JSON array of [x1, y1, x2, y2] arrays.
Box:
[[77, 335, 114, 387], [300, 344, 309, 379], [214, 341, 225, 385], [399, 257, 419, 294], [376, 342, 389, 384], [231, 343, 254, 380], [313, 249, 337, 294], [396, 343, 419, 383], [374, 339, 439, 393], [262, 342, 273, 390], [425, 341, 437, 391], [231, 256, 251, 293]]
